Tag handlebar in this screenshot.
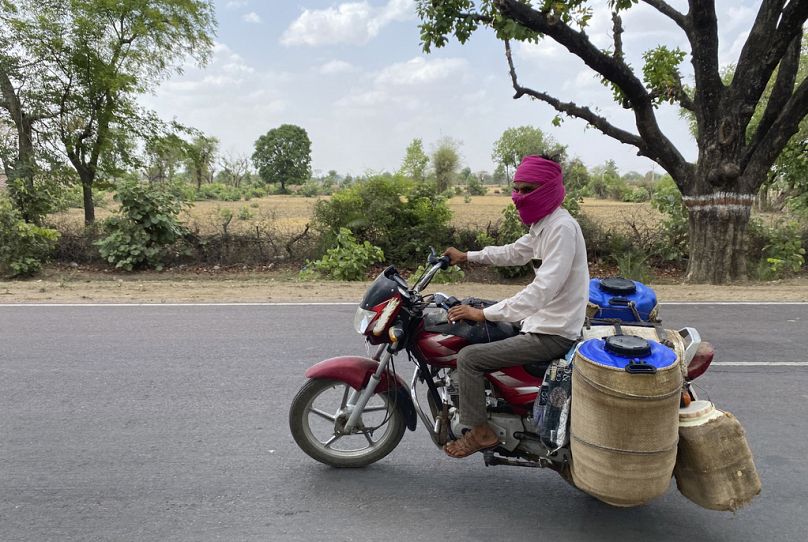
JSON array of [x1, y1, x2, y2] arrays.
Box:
[[412, 248, 451, 294], [413, 259, 448, 293]]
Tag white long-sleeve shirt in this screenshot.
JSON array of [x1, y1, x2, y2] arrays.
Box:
[[467, 207, 589, 340]]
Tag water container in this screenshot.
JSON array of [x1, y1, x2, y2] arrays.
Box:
[[570, 335, 682, 507], [674, 401, 761, 511], [588, 277, 658, 322]]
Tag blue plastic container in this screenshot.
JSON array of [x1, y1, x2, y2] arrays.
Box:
[[588, 277, 658, 321], [577, 335, 677, 372]]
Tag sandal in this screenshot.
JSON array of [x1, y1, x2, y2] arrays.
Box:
[[444, 429, 499, 458]]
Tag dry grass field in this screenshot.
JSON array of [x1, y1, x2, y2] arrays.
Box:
[[47, 193, 660, 234]]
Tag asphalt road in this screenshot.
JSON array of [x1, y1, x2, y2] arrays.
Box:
[[1, 303, 807, 542]]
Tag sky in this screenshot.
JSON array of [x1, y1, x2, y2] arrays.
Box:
[[140, 0, 761, 178]]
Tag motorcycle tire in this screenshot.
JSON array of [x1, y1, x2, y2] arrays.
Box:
[[289, 378, 406, 468]]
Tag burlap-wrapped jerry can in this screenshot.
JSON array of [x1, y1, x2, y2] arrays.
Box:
[[674, 401, 761, 511], [571, 335, 683, 507]]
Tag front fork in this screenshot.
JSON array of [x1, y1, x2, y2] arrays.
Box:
[[343, 344, 391, 433]]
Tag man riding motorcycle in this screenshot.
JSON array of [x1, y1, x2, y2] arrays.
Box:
[[441, 154, 590, 459]]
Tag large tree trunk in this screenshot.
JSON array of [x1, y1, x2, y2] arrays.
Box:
[[685, 196, 753, 283]]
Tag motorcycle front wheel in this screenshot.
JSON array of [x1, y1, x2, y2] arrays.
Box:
[[289, 378, 406, 468]]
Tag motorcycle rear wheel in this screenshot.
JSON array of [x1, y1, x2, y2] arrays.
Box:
[[289, 378, 406, 468]]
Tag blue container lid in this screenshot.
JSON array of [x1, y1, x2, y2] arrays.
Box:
[[588, 278, 658, 320], [578, 336, 677, 370]]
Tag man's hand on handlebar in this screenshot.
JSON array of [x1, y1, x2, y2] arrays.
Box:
[[447, 304, 485, 324], [443, 247, 467, 266]]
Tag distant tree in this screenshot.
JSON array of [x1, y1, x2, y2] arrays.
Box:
[[589, 160, 625, 200], [144, 134, 188, 184], [184, 135, 218, 190], [252, 124, 312, 193], [563, 158, 591, 194], [399, 138, 429, 181], [217, 152, 251, 188], [492, 163, 508, 185], [622, 171, 644, 184], [432, 138, 460, 193], [492, 126, 567, 181]]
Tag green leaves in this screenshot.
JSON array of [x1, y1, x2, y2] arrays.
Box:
[[491, 126, 567, 174], [642, 45, 687, 105], [251, 124, 312, 193], [0, 194, 59, 277], [95, 180, 188, 271], [301, 228, 385, 281], [312, 174, 454, 267]]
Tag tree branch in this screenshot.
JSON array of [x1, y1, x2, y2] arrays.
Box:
[[743, 75, 808, 186], [744, 33, 802, 165], [611, 12, 625, 63], [504, 41, 646, 153], [731, 0, 807, 125], [640, 0, 688, 31], [687, 0, 724, 118], [494, 0, 691, 179]]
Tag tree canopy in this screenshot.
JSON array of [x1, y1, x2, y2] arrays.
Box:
[[252, 124, 312, 193], [491, 125, 567, 181], [417, 0, 808, 283], [399, 138, 430, 182], [431, 137, 461, 193]]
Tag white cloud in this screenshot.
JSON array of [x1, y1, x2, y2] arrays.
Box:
[[226, 0, 248, 8], [281, 0, 415, 47], [318, 60, 358, 75], [242, 12, 261, 24], [517, 40, 563, 60], [141, 42, 289, 152], [563, 69, 601, 91], [374, 57, 467, 86]]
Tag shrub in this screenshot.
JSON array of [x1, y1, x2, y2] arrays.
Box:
[[237, 206, 254, 221], [299, 180, 321, 198], [611, 245, 653, 283], [312, 174, 453, 266], [95, 181, 188, 271], [411, 263, 465, 284], [194, 182, 243, 201], [475, 204, 531, 278], [650, 176, 688, 262], [466, 176, 487, 196], [563, 188, 584, 218], [0, 195, 60, 277], [748, 218, 806, 279], [300, 227, 384, 281], [53, 183, 86, 211]]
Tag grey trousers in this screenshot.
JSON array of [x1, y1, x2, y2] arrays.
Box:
[[457, 333, 575, 427]]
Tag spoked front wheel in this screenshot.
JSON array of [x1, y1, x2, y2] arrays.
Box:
[[289, 378, 406, 468]]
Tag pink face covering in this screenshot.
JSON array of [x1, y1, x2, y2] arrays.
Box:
[[511, 155, 566, 225]]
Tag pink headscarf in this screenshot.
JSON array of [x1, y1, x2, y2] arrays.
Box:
[[512, 155, 566, 225]]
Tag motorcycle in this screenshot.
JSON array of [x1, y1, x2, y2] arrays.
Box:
[[288, 251, 714, 474]]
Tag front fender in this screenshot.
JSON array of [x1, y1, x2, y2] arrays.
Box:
[[304, 356, 417, 431]]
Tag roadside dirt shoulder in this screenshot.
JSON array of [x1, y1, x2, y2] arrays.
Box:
[[2, 272, 807, 303]]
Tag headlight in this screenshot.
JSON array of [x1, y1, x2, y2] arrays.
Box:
[[354, 307, 376, 335]]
